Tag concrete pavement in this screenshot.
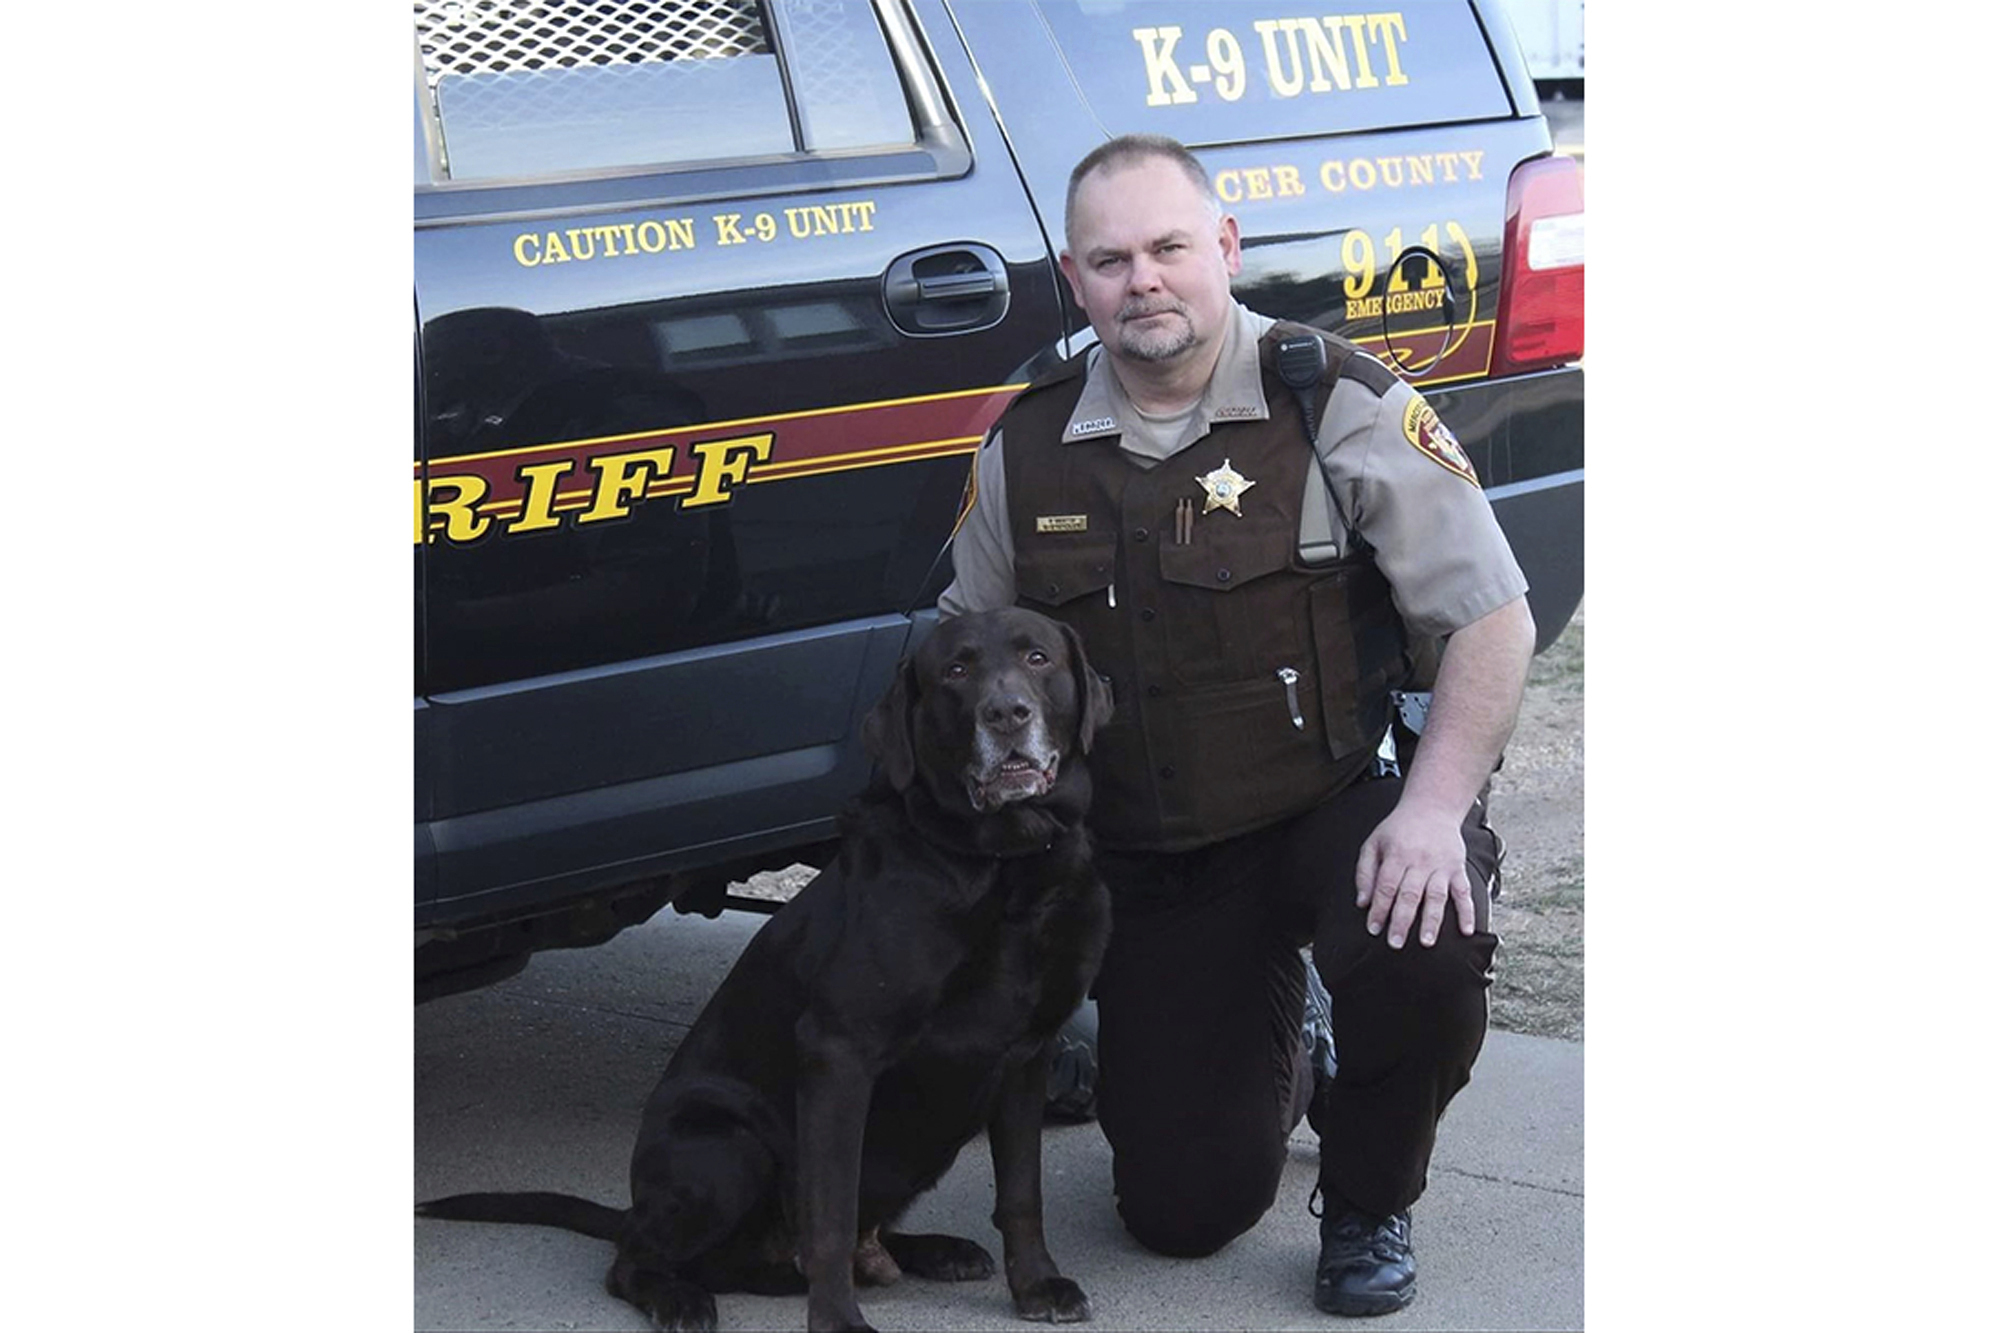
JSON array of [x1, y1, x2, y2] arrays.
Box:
[[416, 908, 1581, 1331]]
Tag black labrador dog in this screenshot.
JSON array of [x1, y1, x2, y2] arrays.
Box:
[[419, 607, 1113, 1333]]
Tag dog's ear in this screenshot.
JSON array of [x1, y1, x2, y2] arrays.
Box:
[[861, 657, 920, 790], [1061, 621, 1114, 753]]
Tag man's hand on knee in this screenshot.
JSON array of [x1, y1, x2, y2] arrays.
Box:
[[1354, 805, 1476, 948], [1356, 596, 1528, 949]]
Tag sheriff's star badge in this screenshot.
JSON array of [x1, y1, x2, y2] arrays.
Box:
[[1196, 459, 1256, 517]]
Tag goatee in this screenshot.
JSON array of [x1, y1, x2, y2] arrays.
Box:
[[1117, 302, 1196, 363]]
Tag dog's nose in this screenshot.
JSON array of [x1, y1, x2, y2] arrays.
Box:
[[980, 693, 1034, 732]]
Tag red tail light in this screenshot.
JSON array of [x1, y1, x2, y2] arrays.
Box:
[[1494, 154, 1585, 374]]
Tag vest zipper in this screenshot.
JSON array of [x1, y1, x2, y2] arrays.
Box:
[[1276, 667, 1305, 730]]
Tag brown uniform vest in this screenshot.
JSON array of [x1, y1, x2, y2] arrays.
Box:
[[1000, 323, 1410, 851]]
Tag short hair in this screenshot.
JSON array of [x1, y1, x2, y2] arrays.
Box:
[[1063, 134, 1219, 252]]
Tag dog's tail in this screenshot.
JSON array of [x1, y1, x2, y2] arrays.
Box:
[[416, 1191, 626, 1241]]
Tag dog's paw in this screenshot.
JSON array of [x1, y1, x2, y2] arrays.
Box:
[[642, 1287, 717, 1333], [1013, 1275, 1092, 1323], [879, 1231, 997, 1282], [609, 1262, 717, 1333]]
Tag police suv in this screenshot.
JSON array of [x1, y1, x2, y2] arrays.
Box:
[[413, 0, 1585, 998]]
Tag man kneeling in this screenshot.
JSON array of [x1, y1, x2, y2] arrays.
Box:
[[940, 132, 1534, 1316]]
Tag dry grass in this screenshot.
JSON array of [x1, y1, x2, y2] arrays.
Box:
[[1485, 609, 1585, 1041]]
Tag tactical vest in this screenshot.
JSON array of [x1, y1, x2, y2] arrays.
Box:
[[1000, 323, 1410, 851]]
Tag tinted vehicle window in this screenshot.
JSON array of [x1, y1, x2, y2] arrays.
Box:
[[413, 0, 912, 183], [1030, 1, 1510, 144]]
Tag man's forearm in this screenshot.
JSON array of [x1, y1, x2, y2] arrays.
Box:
[[1398, 596, 1536, 818]]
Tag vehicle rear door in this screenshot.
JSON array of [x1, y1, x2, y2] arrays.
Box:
[[413, 0, 1063, 921]]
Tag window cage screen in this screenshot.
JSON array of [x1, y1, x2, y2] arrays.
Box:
[[414, 0, 773, 86]]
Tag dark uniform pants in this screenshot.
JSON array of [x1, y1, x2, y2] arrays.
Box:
[[1091, 775, 1500, 1258]]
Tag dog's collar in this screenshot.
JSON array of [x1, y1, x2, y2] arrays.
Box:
[[900, 782, 1083, 861]]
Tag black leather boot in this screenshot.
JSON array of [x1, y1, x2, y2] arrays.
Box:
[[1044, 998, 1099, 1123], [1313, 1189, 1416, 1316], [1301, 959, 1337, 1137]]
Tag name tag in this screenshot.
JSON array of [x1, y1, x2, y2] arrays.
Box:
[[1036, 514, 1089, 533], [1070, 417, 1117, 436]]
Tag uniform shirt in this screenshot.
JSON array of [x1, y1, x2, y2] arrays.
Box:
[[940, 302, 1527, 639]]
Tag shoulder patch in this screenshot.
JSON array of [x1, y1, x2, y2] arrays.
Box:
[[1400, 396, 1479, 485], [1338, 349, 1402, 396]]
